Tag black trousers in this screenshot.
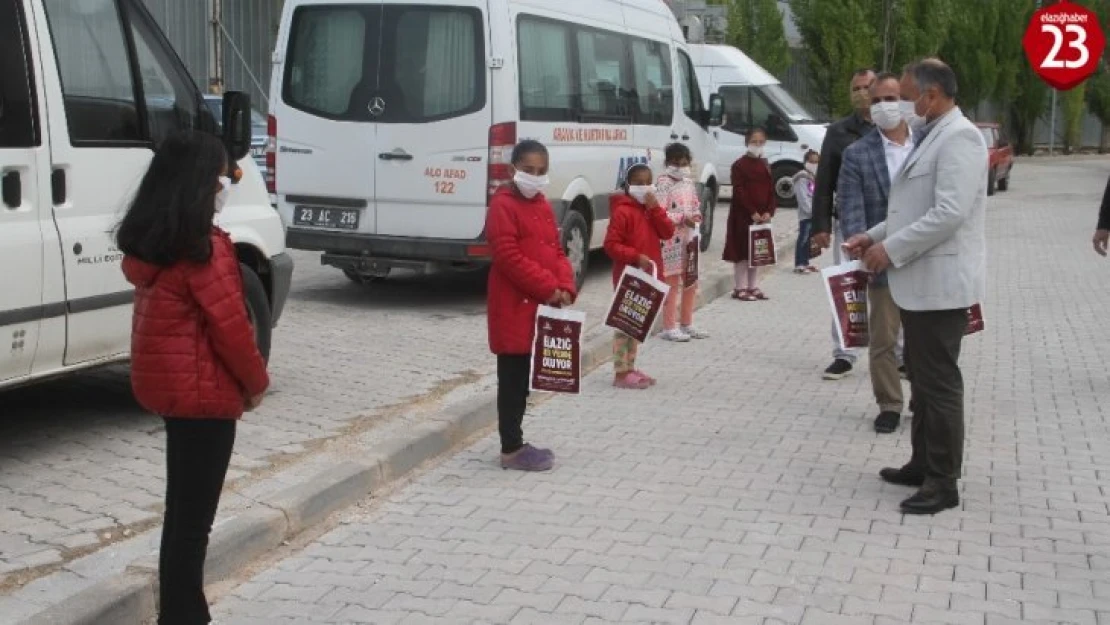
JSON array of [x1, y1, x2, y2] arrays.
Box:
[[497, 355, 530, 454], [901, 308, 967, 486], [159, 418, 236, 625]]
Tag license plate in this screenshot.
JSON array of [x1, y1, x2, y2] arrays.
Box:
[[293, 206, 360, 229], [251, 146, 265, 158]]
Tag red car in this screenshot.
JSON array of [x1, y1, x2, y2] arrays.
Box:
[[976, 122, 1014, 196]]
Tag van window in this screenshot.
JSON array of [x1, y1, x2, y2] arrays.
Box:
[[719, 86, 751, 134], [576, 29, 630, 120], [675, 50, 705, 122], [42, 0, 142, 143], [129, 6, 205, 144], [518, 18, 574, 122], [0, 0, 39, 148], [629, 38, 672, 126], [284, 5, 485, 123]]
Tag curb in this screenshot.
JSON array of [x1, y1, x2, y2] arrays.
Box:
[[21, 227, 798, 625]]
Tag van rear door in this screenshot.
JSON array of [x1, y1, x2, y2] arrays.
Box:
[[372, 2, 490, 240], [279, 3, 381, 234]]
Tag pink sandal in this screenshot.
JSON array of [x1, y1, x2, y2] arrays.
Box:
[[633, 370, 657, 386], [614, 371, 652, 390], [737, 290, 758, 302]]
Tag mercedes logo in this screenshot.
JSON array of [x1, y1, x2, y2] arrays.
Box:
[[368, 97, 386, 117]]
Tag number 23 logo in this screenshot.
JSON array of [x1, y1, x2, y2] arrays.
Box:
[[1040, 23, 1089, 69]]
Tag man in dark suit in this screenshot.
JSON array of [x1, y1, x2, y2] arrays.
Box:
[[812, 69, 876, 381], [837, 73, 913, 435]]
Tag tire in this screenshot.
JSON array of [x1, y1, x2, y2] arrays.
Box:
[[771, 162, 802, 208], [987, 168, 997, 196], [699, 185, 717, 253], [561, 210, 590, 291], [240, 264, 272, 362], [997, 169, 1009, 191]]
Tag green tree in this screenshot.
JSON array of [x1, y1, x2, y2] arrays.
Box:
[[938, 0, 1001, 117], [1085, 64, 1110, 152], [789, 0, 875, 117], [991, 0, 1030, 127], [1061, 83, 1088, 153], [714, 0, 792, 77]]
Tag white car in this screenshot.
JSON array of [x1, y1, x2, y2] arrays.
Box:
[[268, 0, 724, 287], [0, 0, 293, 389]]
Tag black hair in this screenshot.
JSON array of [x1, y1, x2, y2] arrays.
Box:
[[622, 163, 652, 189], [116, 131, 226, 266], [872, 71, 901, 87], [511, 139, 549, 165], [910, 59, 958, 98], [804, 149, 819, 163], [852, 68, 876, 78], [745, 126, 767, 144], [664, 143, 693, 165]]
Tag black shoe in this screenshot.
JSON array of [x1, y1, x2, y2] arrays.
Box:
[[879, 466, 925, 487], [874, 411, 901, 434], [823, 359, 853, 380], [900, 484, 959, 515]]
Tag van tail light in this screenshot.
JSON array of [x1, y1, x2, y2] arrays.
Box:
[[265, 115, 277, 194], [487, 122, 516, 204]]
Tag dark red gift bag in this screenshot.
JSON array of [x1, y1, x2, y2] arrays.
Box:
[[529, 305, 586, 394], [965, 303, 984, 335], [604, 264, 670, 343], [683, 232, 700, 287], [822, 260, 870, 349], [748, 224, 777, 267]]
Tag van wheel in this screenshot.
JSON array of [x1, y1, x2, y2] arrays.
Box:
[[699, 185, 717, 253], [343, 268, 387, 285], [997, 170, 1009, 191], [772, 163, 801, 208], [561, 211, 590, 291], [987, 169, 997, 196], [241, 264, 272, 362]]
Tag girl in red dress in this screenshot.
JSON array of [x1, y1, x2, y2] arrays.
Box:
[[722, 127, 776, 301]]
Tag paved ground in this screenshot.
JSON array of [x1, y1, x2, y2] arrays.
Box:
[[0, 190, 787, 619], [209, 158, 1110, 625]]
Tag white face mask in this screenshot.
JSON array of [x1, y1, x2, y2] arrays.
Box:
[[804, 163, 818, 175], [747, 145, 764, 158], [215, 176, 231, 213], [666, 165, 692, 179], [900, 100, 926, 133], [870, 101, 903, 130], [513, 171, 549, 198], [628, 185, 654, 204]]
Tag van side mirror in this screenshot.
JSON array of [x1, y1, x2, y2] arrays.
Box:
[[708, 94, 724, 127], [222, 91, 252, 163]]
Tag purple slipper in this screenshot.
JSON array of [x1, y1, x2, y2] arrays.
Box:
[[501, 444, 554, 471]]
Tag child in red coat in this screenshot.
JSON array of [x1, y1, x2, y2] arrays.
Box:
[[117, 131, 269, 625], [604, 163, 676, 389], [722, 127, 776, 301], [485, 140, 577, 471]]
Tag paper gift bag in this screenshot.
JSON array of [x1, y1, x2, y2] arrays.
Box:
[[530, 305, 586, 394], [661, 233, 685, 277], [749, 224, 777, 267], [822, 260, 870, 350], [965, 303, 985, 335], [604, 263, 670, 343], [683, 231, 700, 287]]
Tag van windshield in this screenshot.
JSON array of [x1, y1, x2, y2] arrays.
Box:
[[758, 84, 819, 124], [283, 5, 484, 123]]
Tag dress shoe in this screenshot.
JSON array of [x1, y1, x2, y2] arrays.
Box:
[[873, 411, 901, 433], [879, 466, 925, 487], [900, 484, 959, 515]]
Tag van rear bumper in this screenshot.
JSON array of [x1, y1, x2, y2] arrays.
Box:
[[287, 229, 489, 261]]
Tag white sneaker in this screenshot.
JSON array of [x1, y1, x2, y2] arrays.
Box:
[[660, 328, 691, 342], [682, 325, 709, 339]]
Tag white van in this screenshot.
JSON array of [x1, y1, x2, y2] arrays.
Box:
[[269, 0, 724, 287], [0, 0, 293, 390], [688, 44, 827, 208]]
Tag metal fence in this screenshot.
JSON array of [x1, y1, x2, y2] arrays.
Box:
[[143, 0, 282, 114]]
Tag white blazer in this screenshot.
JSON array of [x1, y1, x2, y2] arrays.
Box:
[[866, 107, 988, 312]]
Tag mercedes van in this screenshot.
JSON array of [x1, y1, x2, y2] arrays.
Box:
[[269, 0, 724, 288], [1, 0, 292, 390], [689, 44, 827, 208]]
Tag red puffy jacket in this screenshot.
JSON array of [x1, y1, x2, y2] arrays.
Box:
[[486, 186, 577, 355], [604, 193, 676, 285], [122, 229, 269, 419]]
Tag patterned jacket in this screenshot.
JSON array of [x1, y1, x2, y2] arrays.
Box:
[[837, 128, 893, 286], [655, 173, 701, 277]]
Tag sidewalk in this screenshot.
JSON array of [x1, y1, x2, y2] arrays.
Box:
[[208, 159, 1110, 624]]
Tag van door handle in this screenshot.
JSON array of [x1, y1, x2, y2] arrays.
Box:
[[2, 171, 20, 209], [681, 134, 690, 141], [670, 133, 679, 140], [51, 169, 66, 205], [379, 152, 414, 161]]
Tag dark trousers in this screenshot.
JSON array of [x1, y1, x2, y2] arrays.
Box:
[[497, 355, 530, 454], [794, 219, 813, 267], [159, 418, 236, 625], [901, 308, 966, 486]]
